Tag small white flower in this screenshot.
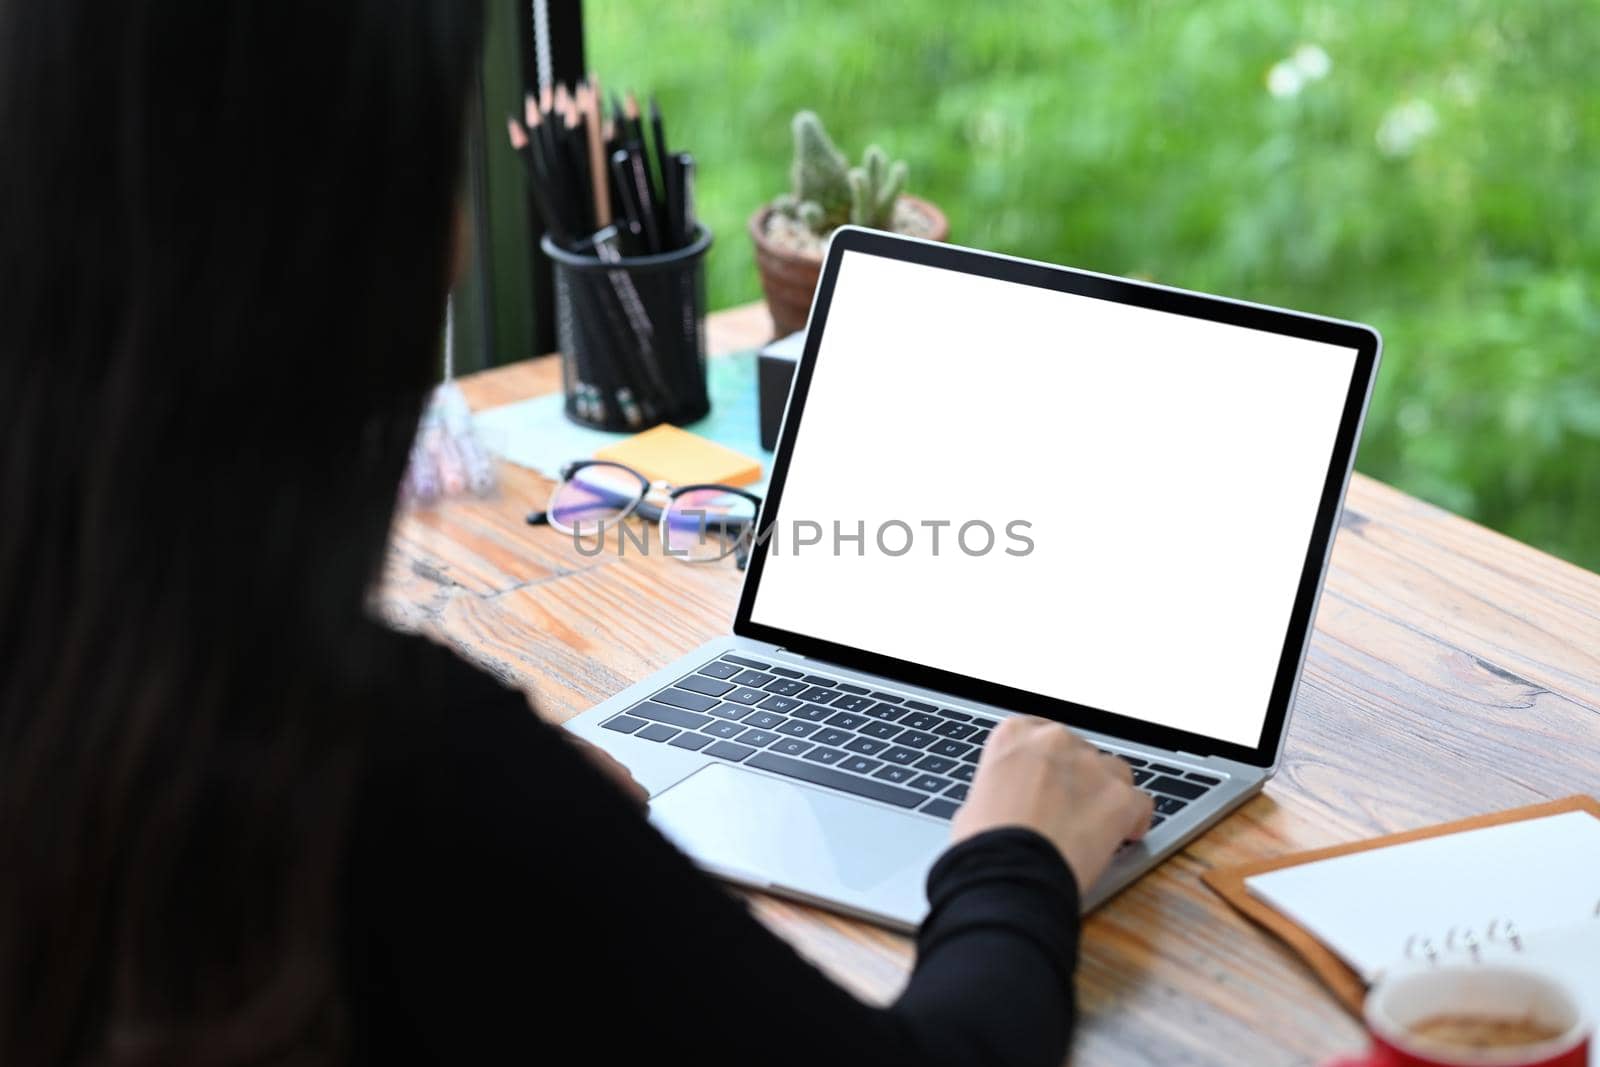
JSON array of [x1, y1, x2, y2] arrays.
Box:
[[1292, 44, 1332, 80], [1267, 60, 1304, 98], [971, 108, 1006, 151], [1398, 401, 1431, 437], [1444, 70, 1479, 105], [1375, 99, 1439, 157]]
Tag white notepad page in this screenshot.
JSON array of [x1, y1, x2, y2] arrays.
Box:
[[1244, 810, 1600, 981]]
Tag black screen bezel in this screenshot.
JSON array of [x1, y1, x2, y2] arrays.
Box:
[[734, 227, 1380, 766]]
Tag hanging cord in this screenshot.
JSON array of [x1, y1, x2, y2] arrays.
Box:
[[443, 293, 456, 381], [531, 0, 553, 96]]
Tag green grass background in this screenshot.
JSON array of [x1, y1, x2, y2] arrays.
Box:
[[588, 0, 1600, 570]]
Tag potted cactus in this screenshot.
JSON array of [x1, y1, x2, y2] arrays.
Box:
[[749, 111, 949, 337]]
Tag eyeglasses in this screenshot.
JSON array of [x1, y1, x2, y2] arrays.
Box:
[[526, 460, 763, 568]]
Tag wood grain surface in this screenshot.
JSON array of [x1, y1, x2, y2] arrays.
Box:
[[378, 302, 1600, 1066]]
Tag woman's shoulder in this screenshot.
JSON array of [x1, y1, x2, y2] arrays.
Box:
[[342, 625, 586, 908], [368, 627, 521, 707], [356, 626, 553, 775]]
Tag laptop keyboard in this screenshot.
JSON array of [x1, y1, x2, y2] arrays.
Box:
[[602, 654, 1223, 827]]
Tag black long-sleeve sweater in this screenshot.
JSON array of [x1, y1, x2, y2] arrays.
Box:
[[341, 636, 1082, 1066]]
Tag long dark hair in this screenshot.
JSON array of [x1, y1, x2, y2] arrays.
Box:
[[0, 1, 483, 1062]]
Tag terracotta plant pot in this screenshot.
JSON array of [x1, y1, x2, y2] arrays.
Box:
[[748, 195, 949, 338]]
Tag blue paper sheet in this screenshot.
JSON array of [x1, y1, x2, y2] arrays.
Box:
[[472, 349, 776, 492]]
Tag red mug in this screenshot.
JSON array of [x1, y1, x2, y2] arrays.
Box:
[[1328, 965, 1590, 1067]]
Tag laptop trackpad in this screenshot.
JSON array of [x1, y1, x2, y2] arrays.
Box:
[[649, 763, 947, 927]]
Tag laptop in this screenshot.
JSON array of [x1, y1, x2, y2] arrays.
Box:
[[565, 227, 1381, 930]]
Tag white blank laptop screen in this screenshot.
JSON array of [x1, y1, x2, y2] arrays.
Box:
[[748, 250, 1360, 749]]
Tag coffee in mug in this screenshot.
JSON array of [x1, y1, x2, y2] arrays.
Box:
[[1407, 1013, 1568, 1052], [1325, 964, 1590, 1067]]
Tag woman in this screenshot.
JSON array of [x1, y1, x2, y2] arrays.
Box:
[[0, 2, 1151, 1064]]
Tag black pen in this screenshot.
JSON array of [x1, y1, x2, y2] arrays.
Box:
[[630, 146, 663, 253], [647, 95, 669, 218], [609, 149, 645, 255], [664, 153, 684, 252], [617, 146, 662, 253], [675, 152, 697, 245]]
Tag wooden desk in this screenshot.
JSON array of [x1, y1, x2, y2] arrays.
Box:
[[380, 303, 1600, 1066]]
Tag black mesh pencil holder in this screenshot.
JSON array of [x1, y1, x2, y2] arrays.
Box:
[[542, 227, 713, 431]]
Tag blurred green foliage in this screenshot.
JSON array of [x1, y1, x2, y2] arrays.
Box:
[[589, 0, 1600, 570]]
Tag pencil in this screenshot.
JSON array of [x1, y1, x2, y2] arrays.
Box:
[[507, 116, 571, 246], [622, 91, 643, 149], [580, 83, 611, 226], [524, 106, 566, 232], [560, 107, 589, 233]]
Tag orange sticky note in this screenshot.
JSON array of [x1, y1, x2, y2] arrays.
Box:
[[593, 425, 761, 488]]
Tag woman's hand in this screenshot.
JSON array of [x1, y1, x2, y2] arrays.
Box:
[[952, 716, 1153, 891], [569, 735, 649, 807]]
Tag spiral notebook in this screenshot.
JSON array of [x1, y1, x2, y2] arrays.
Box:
[[1203, 795, 1600, 1015]]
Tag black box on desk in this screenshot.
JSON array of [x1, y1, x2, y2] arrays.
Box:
[[758, 330, 807, 451]]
